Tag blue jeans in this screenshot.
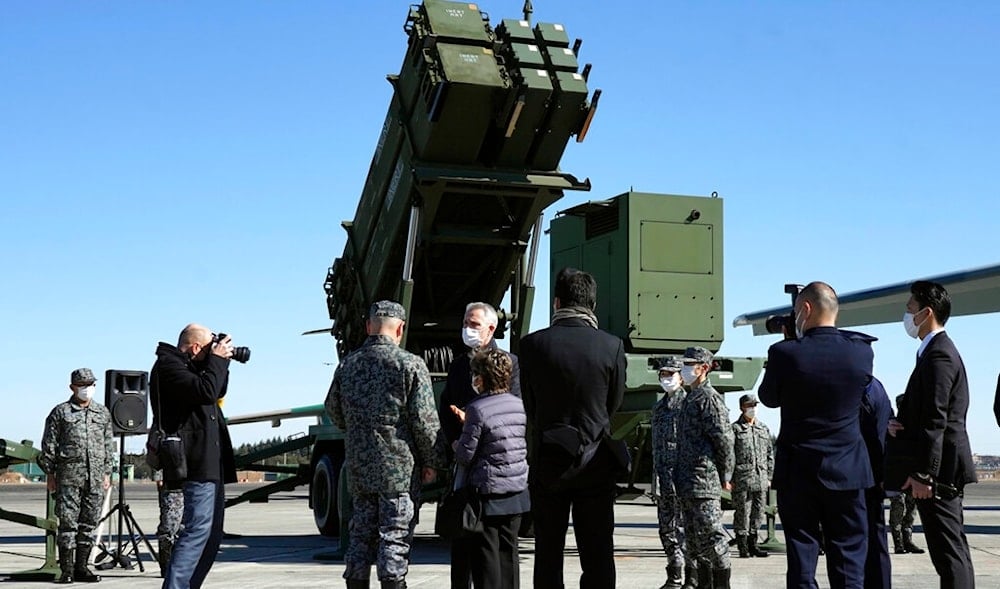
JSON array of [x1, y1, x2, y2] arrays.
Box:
[[163, 481, 225, 589]]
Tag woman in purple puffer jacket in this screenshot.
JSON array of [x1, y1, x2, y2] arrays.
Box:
[[451, 348, 530, 589]]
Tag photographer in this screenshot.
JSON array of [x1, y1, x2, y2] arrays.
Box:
[[150, 324, 237, 589]]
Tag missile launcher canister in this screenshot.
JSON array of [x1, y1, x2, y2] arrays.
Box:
[[324, 0, 599, 365]]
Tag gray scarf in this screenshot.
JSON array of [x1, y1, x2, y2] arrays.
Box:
[[552, 305, 598, 329]]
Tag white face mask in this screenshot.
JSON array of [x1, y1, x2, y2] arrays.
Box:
[[680, 365, 699, 386], [902, 310, 924, 339], [659, 373, 681, 394], [462, 326, 482, 349], [794, 309, 805, 339], [743, 407, 756, 419], [75, 385, 95, 402]]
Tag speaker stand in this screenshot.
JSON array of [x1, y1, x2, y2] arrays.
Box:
[[94, 434, 157, 571]]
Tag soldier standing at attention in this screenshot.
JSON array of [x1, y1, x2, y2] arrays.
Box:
[[325, 300, 445, 589], [38, 368, 114, 584], [731, 393, 773, 559], [651, 356, 693, 589], [675, 347, 734, 589], [888, 395, 925, 556]]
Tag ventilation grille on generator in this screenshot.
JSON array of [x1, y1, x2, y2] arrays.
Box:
[[585, 203, 619, 239]]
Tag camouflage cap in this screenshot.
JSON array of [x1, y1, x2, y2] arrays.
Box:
[[655, 356, 683, 372], [739, 393, 759, 407], [682, 346, 714, 365], [369, 300, 406, 321], [70, 368, 97, 386]]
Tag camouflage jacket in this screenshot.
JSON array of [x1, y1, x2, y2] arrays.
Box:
[[674, 379, 734, 499], [325, 334, 444, 495], [732, 415, 774, 492], [38, 398, 114, 486], [651, 389, 686, 489]]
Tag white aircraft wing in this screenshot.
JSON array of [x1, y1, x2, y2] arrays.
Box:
[[733, 263, 1000, 335]]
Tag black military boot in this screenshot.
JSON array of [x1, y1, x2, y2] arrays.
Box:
[[736, 534, 749, 558], [57, 546, 74, 584], [902, 530, 925, 554], [659, 563, 684, 588], [380, 579, 406, 589], [712, 567, 732, 589], [157, 538, 173, 578], [696, 562, 713, 589], [345, 579, 370, 589], [679, 564, 698, 589], [891, 529, 905, 554], [73, 543, 101, 583], [748, 534, 769, 558]]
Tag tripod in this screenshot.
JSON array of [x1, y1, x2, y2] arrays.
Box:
[[94, 434, 158, 572]]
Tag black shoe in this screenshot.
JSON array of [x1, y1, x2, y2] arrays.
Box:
[[902, 531, 925, 554], [737, 535, 750, 558], [345, 579, 370, 589], [74, 544, 101, 583], [57, 546, 74, 584], [748, 535, 770, 558], [712, 567, 732, 589]]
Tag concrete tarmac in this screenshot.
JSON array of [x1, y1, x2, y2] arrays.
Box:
[[2, 482, 999, 587]]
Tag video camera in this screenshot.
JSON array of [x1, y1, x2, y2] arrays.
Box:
[[212, 332, 251, 364], [764, 284, 805, 339]]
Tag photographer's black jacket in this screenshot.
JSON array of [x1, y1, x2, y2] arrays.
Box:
[[151, 342, 237, 484]]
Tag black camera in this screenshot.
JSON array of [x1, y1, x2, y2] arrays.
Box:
[[765, 284, 805, 340], [213, 332, 251, 364]]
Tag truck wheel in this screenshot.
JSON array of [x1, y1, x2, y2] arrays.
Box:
[[311, 454, 341, 537]]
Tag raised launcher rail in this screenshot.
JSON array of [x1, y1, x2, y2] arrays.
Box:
[[323, 0, 598, 363]]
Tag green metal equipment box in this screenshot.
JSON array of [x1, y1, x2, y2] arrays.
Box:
[[550, 191, 725, 354]]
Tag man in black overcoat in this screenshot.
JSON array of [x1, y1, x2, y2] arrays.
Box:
[[520, 268, 626, 589]]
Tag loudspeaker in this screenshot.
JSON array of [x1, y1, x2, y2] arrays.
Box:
[[105, 370, 149, 435]]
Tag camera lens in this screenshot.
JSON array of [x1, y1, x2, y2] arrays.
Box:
[[231, 346, 251, 364]]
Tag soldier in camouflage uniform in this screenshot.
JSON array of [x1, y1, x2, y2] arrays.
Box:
[[888, 493, 924, 554], [888, 392, 925, 556], [38, 368, 114, 584], [325, 300, 445, 589], [651, 356, 695, 589], [153, 471, 184, 577], [674, 347, 734, 589], [731, 393, 773, 559]]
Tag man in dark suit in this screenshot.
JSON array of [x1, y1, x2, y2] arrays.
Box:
[[859, 374, 893, 589], [759, 281, 874, 588], [890, 280, 977, 588], [520, 267, 626, 589]]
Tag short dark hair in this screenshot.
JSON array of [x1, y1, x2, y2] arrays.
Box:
[[554, 267, 597, 310], [910, 280, 951, 325], [470, 349, 513, 394]]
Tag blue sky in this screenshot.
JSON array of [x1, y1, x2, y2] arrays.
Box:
[[3, 2, 999, 454]]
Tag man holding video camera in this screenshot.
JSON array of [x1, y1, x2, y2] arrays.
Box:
[[151, 323, 237, 589]]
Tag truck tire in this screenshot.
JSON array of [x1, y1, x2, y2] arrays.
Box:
[[311, 453, 341, 537]]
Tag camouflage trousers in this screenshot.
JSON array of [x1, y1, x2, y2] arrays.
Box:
[[657, 491, 689, 568], [55, 481, 104, 550], [344, 491, 416, 582], [732, 487, 767, 537], [889, 493, 917, 532], [157, 487, 184, 542], [679, 497, 730, 570]]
